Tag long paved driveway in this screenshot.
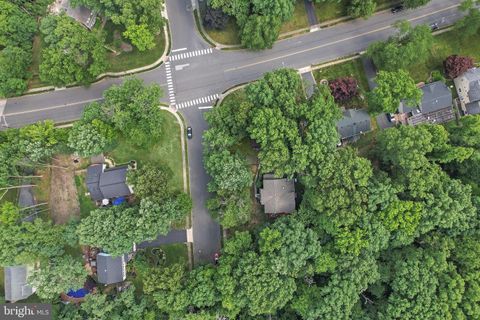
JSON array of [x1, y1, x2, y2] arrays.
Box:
[[1, 0, 465, 264]]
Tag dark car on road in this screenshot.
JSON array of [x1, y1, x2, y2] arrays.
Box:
[[430, 23, 439, 31], [187, 126, 192, 139], [391, 5, 404, 14]]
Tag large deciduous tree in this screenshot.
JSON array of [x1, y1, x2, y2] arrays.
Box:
[[246, 69, 341, 178], [28, 255, 87, 300], [127, 164, 173, 201], [103, 78, 164, 146], [0, 46, 31, 98], [39, 14, 107, 86], [71, 0, 164, 51], [367, 69, 422, 114], [68, 119, 115, 157], [367, 22, 433, 71]]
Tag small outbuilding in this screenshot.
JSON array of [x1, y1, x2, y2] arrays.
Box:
[[260, 174, 296, 215], [86, 164, 133, 202], [337, 109, 372, 141], [4, 265, 36, 302], [96, 253, 129, 285]]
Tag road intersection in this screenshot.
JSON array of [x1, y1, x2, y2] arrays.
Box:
[[1, 0, 466, 264]]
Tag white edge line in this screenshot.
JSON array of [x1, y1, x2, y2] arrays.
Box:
[[172, 47, 187, 53], [198, 106, 213, 110]]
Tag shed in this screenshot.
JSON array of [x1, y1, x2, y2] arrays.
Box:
[[96, 253, 128, 285], [4, 265, 35, 302], [260, 174, 296, 215]]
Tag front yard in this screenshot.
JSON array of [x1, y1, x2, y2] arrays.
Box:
[[107, 110, 183, 193]]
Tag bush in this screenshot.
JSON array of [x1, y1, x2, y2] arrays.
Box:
[[329, 77, 359, 102], [203, 6, 229, 30], [444, 55, 474, 79]]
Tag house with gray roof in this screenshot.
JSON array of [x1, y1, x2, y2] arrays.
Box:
[[4, 265, 36, 302], [86, 164, 133, 202], [50, 0, 97, 29], [398, 81, 454, 125], [455, 68, 480, 115], [260, 174, 296, 215], [337, 109, 372, 141], [96, 253, 129, 285]]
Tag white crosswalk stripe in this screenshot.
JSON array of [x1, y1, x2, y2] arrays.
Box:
[[176, 94, 220, 110], [170, 48, 214, 61], [165, 62, 176, 106]]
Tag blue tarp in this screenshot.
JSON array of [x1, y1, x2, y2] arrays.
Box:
[[67, 288, 89, 298], [112, 197, 126, 206]]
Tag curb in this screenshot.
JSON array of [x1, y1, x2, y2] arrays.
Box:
[[24, 5, 172, 96]]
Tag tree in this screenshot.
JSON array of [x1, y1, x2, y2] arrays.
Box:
[[203, 6, 229, 30], [28, 255, 87, 300], [403, 0, 431, 8], [123, 23, 155, 51], [211, 0, 295, 50], [204, 150, 251, 193], [367, 69, 422, 114], [348, 0, 376, 18], [0, 46, 31, 98], [455, 5, 480, 40], [19, 121, 61, 163], [240, 15, 281, 50], [103, 78, 164, 146], [328, 77, 359, 102], [39, 14, 107, 86], [207, 188, 252, 228], [0, 0, 37, 48], [138, 194, 192, 237], [0, 202, 20, 225], [0, 219, 66, 266], [72, 0, 164, 51], [444, 55, 474, 79], [67, 119, 115, 157], [76, 205, 139, 256], [127, 164, 173, 201], [246, 69, 341, 178], [367, 22, 433, 71]]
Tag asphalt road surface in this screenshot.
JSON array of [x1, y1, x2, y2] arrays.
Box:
[[1, 0, 466, 264]]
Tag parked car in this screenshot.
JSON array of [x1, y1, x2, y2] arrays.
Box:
[[391, 5, 404, 14], [187, 126, 193, 139], [430, 22, 439, 31]]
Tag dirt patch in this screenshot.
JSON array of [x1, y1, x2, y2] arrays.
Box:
[[50, 155, 80, 224]]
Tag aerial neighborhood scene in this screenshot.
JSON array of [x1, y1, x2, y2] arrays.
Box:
[[1, 0, 480, 318]]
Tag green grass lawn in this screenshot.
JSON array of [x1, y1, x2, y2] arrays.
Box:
[[205, 17, 241, 46], [74, 173, 96, 218], [280, 1, 310, 34], [313, 58, 370, 108], [406, 30, 480, 83], [105, 33, 165, 73], [315, 0, 398, 23], [107, 111, 183, 193]]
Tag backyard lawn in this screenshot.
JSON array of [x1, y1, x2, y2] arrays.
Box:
[[107, 110, 183, 193], [75, 173, 96, 219]]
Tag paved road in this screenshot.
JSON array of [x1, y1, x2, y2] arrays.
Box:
[[137, 229, 188, 248], [1, 0, 466, 264]]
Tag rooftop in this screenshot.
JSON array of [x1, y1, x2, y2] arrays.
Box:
[[4, 265, 35, 302], [337, 109, 371, 140], [260, 174, 296, 214], [86, 165, 132, 201], [96, 253, 128, 285]]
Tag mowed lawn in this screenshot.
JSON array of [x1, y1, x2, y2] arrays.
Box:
[[407, 30, 480, 83], [107, 110, 183, 193]]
